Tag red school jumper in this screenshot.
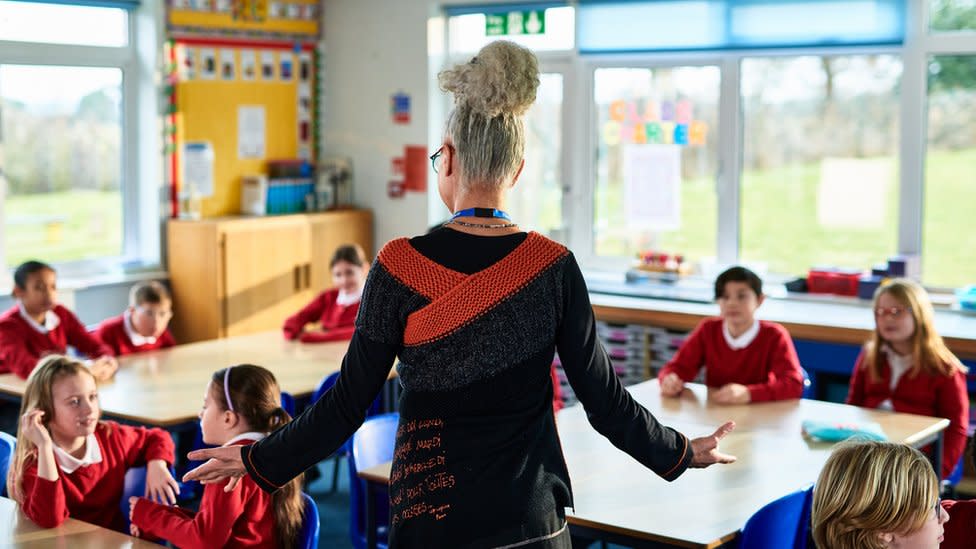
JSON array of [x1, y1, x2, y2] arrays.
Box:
[[657, 317, 805, 402], [93, 314, 176, 356], [845, 350, 969, 479], [282, 288, 360, 343], [20, 421, 175, 531], [0, 305, 114, 379], [131, 438, 279, 549]]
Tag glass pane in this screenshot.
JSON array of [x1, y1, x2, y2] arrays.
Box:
[[924, 55, 976, 288], [0, 1, 127, 47], [929, 0, 976, 32], [740, 56, 902, 276], [592, 66, 720, 264], [1, 65, 124, 266], [509, 73, 563, 236], [447, 7, 574, 55]]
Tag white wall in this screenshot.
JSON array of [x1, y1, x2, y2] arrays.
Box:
[[320, 0, 520, 249]]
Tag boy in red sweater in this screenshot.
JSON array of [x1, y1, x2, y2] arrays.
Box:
[[282, 244, 366, 343], [659, 266, 804, 404], [7, 355, 178, 532], [94, 281, 176, 356], [0, 261, 116, 380]]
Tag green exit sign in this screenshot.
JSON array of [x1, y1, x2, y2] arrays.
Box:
[[485, 10, 546, 36]]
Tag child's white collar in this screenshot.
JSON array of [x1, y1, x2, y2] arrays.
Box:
[[223, 431, 267, 446], [53, 434, 102, 474], [336, 288, 362, 307], [723, 319, 760, 350], [17, 302, 60, 335], [123, 310, 157, 346]]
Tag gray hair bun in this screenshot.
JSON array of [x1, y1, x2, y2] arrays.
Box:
[[438, 40, 540, 118]]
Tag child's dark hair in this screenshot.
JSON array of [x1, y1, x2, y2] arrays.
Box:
[[211, 364, 304, 547], [129, 281, 171, 307], [714, 266, 763, 300], [330, 244, 367, 268], [13, 260, 54, 290]]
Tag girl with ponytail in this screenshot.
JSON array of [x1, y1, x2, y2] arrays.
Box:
[[129, 364, 305, 548]]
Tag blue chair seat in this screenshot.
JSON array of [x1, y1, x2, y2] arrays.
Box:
[[297, 492, 321, 549], [349, 413, 398, 549], [0, 431, 17, 497], [740, 484, 814, 549]]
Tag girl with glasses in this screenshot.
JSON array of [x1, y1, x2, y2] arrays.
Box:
[[845, 279, 969, 479]]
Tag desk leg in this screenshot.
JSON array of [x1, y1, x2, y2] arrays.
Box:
[[366, 482, 377, 549], [934, 431, 944, 481]]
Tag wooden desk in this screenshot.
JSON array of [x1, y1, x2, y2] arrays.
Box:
[[0, 331, 352, 427], [0, 496, 158, 548], [357, 380, 948, 549]]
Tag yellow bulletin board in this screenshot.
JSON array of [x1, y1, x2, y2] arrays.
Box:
[[168, 0, 320, 40], [167, 40, 318, 217]]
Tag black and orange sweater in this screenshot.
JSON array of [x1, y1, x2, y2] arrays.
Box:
[[241, 228, 693, 548]]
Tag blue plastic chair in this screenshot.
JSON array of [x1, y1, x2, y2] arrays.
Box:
[[942, 455, 965, 496], [739, 485, 813, 549], [120, 466, 147, 530], [312, 372, 382, 493], [281, 391, 296, 417], [0, 431, 16, 497], [349, 412, 399, 549], [800, 367, 813, 399], [297, 492, 321, 549]]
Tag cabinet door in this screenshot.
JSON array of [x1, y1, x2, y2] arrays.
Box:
[[221, 218, 311, 337], [307, 210, 374, 292]]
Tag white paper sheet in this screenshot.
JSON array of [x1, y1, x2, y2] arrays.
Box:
[[238, 106, 266, 159], [183, 142, 214, 197], [623, 144, 682, 230]]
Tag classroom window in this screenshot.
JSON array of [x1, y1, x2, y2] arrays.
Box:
[[923, 55, 976, 288], [739, 55, 902, 276], [592, 66, 720, 261], [0, 1, 128, 47], [929, 0, 976, 32], [0, 65, 124, 266]]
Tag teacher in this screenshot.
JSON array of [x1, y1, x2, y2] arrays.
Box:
[[185, 40, 736, 548]]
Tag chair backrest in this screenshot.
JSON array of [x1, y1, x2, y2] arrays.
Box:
[[281, 391, 296, 417], [296, 492, 320, 549], [348, 412, 399, 549], [314, 372, 382, 417], [800, 367, 812, 399], [740, 485, 814, 549], [120, 466, 147, 529], [0, 431, 16, 497]]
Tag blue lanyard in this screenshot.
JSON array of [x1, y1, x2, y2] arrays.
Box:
[[450, 207, 511, 221]]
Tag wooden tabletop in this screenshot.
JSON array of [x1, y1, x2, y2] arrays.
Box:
[[0, 331, 356, 427], [0, 496, 159, 548], [358, 380, 948, 548]]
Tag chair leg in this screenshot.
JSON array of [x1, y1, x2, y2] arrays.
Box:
[[331, 455, 342, 493]]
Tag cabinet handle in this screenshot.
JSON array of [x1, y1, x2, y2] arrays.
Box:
[[294, 266, 302, 292], [303, 263, 311, 289]]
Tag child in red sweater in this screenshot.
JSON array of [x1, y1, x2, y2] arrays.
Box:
[[0, 261, 117, 380], [282, 244, 367, 343], [129, 364, 306, 548], [845, 278, 969, 479], [94, 281, 176, 356], [6, 355, 178, 531], [658, 266, 804, 404]]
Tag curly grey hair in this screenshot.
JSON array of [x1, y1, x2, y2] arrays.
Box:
[[438, 40, 539, 189]]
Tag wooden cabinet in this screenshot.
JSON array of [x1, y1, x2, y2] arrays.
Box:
[[167, 210, 373, 343]]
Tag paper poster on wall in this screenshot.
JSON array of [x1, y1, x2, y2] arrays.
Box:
[[392, 92, 410, 125], [817, 157, 889, 229], [200, 48, 217, 79], [180, 46, 197, 81], [260, 50, 275, 80], [220, 49, 236, 80], [404, 146, 428, 192], [215, 0, 232, 13], [280, 52, 293, 81], [238, 105, 266, 159], [299, 52, 312, 82], [269, 1, 284, 18], [183, 141, 215, 197], [623, 144, 681, 230], [240, 50, 256, 80]]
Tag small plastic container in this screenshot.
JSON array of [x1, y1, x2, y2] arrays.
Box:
[[807, 268, 862, 297], [956, 285, 976, 312]]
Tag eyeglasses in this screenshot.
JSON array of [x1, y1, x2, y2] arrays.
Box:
[[933, 497, 942, 521], [430, 145, 451, 173], [136, 306, 173, 321], [874, 306, 908, 319]]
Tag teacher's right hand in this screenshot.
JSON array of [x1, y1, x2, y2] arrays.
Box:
[[183, 446, 247, 492]]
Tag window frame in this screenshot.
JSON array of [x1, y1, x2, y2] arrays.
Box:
[[0, 1, 162, 272]]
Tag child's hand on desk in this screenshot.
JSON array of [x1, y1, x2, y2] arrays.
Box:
[[21, 409, 52, 448], [710, 383, 751, 405], [145, 459, 180, 504], [89, 356, 118, 381], [690, 421, 737, 468], [660, 373, 686, 397]]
